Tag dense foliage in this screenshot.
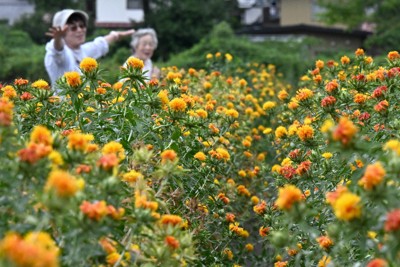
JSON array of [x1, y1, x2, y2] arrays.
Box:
[[1, 48, 400, 266]]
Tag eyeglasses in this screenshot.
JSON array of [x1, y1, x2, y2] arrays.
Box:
[[68, 23, 86, 31], [139, 41, 156, 49]]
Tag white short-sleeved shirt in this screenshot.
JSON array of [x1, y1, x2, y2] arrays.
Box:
[[44, 37, 109, 86]]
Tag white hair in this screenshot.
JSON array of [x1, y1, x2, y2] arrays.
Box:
[[130, 28, 158, 52]]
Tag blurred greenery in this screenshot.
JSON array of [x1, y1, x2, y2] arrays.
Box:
[[0, 22, 356, 87]]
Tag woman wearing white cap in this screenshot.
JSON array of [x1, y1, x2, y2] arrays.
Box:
[[44, 9, 134, 86]]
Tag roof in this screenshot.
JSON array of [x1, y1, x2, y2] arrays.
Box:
[[236, 23, 372, 38]]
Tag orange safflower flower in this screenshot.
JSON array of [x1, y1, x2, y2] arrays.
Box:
[[217, 193, 230, 204], [237, 185, 251, 197], [160, 149, 177, 163], [340, 55, 350, 64], [80, 200, 108, 221], [18, 143, 52, 164], [14, 78, 29, 86], [325, 80, 339, 93], [208, 123, 220, 134], [106, 205, 125, 220], [253, 200, 267, 215], [45, 170, 82, 197], [229, 222, 249, 237], [372, 85, 387, 98], [332, 117, 358, 145], [165, 235, 180, 249], [75, 164, 91, 174], [295, 88, 313, 101], [225, 108, 239, 118], [160, 214, 182, 226], [195, 108, 208, 118], [297, 125, 314, 141], [215, 147, 230, 161], [1, 85, 17, 99], [316, 236, 333, 250], [20, 92, 33, 101], [106, 252, 120, 265], [384, 209, 400, 232], [388, 51, 400, 61], [296, 160, 312, 175], [226, 213, 236, 223], [315, 59, 324, 69], [355, 48, 365, 56], [239, 79, 247, 87], [30, 125, 53, 146], [321, 96, 336, 107], [79, 57, 98, 73], [169, 97, 187, 112], [288, 99, 299, 109], [280, 165, 296, 180], [275, 184, 303, 210], [32, 79, 50, 90], [223, 248, 234, 260], [278, 89, 289, 100], [99, 237, 117, 254], [263, 101, 276, 110], [333, 192, 361, 221], [318, 256, 331, 267], [194, 151, 207, 161], [122, 170, 143, 183], [354, 93, 368, 104], [326, 59, 335, 67], [188, 68, 197, 76], [203, 81, 212, 90], [97, 153, 119, 170], [102, 141, 125, 160], [67, 132, 94, 151], [157, 89, 169, 105], [313, 74, 322, 83], [383, 139, 400, 155], [245, 243, 254, 252], [64, 71, 81, 87], [275, 126, 288, 139], [358, 162, 385, 190], [275, 261, 288, 267], [135, 191, 158, 211], [126, 56, 144, 70], [0, 232, 59, 267], [259, 226, 270, 237], [366, 258, 388, 267], [96, 87, 107, 94], [374, 100, 389, 112]]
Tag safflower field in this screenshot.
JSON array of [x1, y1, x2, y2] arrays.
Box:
[[0, 49, 400, 267]]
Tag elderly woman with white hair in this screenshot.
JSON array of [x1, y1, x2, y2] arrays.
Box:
[[127, 28, 160, 80]]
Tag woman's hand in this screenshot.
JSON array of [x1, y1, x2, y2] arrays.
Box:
[[45, 26, 68, 51], [45, 26, 68, 40], [106, 29, 136, 44]]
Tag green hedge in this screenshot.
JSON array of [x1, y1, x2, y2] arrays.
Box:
[[1, 22, 358, 86]]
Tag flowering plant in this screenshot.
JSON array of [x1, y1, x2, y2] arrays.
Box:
[[1, 50, 400, 266]]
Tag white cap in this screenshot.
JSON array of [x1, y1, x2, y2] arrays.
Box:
[[52, 9, 88, 28]]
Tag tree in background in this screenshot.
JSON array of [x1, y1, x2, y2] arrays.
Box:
[[143, 0, 241, 61], [318, 0, 400, 53]]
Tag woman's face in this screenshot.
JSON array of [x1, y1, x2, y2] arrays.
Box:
[[134, 34, 156, 61], [64, 20, 86, 49]]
